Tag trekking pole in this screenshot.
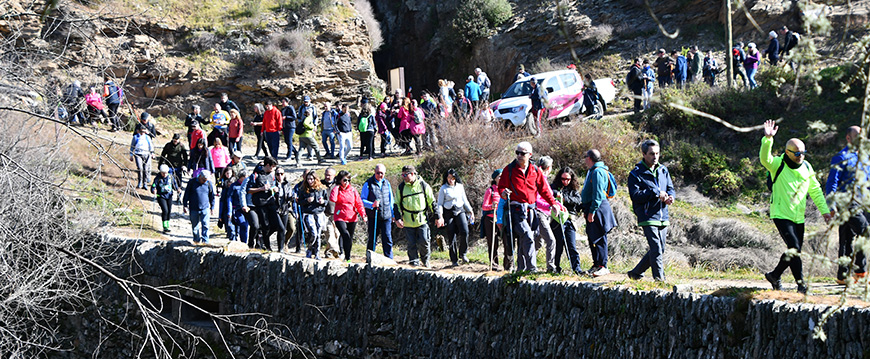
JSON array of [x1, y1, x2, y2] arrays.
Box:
[[373, 207, 378, 252], [505, 193, 514, 272], [297, 203, 306, 249]]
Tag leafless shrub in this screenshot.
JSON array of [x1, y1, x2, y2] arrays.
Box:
[[257, 30, 316, 73], [687, 218, 775, 250], [187, 32, 221, 53], [528, 57, 568, 74], [353, 0, 383, 51], [581, 24, 613, 49]]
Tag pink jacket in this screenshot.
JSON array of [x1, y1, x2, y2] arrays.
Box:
[[85, 93, 104, 110], [482, 185, 501, 217], [398, 107, 412, 133], [330, 185, 367, 223], [210, 146, 231, 168]]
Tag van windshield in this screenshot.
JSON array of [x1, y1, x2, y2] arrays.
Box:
[[502, 80, 532, 99]]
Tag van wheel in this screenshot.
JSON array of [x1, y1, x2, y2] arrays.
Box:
[[589, 100, 605, 120], [525, 112, 538, 136]]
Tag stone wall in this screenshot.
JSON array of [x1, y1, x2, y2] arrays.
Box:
[[124, 240, 870, 358]]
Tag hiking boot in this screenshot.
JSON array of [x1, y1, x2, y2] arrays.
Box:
[[451, 261, 459, 267], [836, 278, 847, 285], [765, 272, 782, 291], [797, 283, 809, 295], [626, 271, 643, 280], [591, 267, 611, 277]]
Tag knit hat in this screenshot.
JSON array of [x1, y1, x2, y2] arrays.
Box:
[[172, 133, 181, 140], [159, 164, 170, 173], [491, 169, 502, 180], [769, 30, 778, 38]]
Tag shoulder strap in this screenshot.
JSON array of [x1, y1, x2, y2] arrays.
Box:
[[772, 158, 787, 184]]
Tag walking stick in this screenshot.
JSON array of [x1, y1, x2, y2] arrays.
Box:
[[373, 207, 378, 252], [504, 193, 514, 272], [297, 203, 306, 248], [491, 209, 498, 271]]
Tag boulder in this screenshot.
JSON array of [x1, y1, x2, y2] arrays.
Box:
[[366, 250, 397, 266]]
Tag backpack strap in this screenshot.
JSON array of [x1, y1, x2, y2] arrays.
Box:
[[772, 158, 787, 185]]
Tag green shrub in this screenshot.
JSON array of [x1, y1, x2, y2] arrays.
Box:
[[703, 170, 740, 197], [529, 58, 567, 74], [479, 0, 512, 27], [449, 0, 511, 47]]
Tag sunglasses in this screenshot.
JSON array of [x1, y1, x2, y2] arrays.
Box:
[[788, 149, 809, 157], [401, 173, 415, 177], [515, 151, 529, 156], [342, 179, 351, 183]]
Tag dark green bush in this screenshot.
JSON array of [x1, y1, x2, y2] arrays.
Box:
[[449, 0, 512, 47]]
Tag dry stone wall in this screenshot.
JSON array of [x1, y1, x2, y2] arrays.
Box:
[[124, 240, 870, 358]]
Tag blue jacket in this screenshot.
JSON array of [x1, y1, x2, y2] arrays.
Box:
[[183, 178, 215, 211], [130, 133, 153, 156], [297, 104, 318, 126], [674, 55, 688, 81], [825, 146, 868, 195], [151, 173, 176, 200], [627, 161, 674, 226], [336, 111, 352, 133], [361, 176, 396, 220], [282, 106, 297, 129], [321, 109, 338, 131], [465, 81, 482, 101], [766, 38, 780, 63]]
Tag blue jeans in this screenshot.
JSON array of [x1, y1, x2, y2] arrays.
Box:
[[190, 208, 210, 243], [552, 219, 581, 273], [746, 67, 758, 89], [404, 224, 431, 265], [283, 127, 297, 159], [321, 129, 336, 157], [630, 225, 668, 280], [264, 131, 281, 159], [366, 209, 393, 258]]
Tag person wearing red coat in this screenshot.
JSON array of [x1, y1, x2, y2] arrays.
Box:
[[261, 100, 283, 159], [329, 170, 367, 261]]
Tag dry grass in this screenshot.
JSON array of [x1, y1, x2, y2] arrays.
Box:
[[352, 0, 383, 51], [257, 30, 316, 73]]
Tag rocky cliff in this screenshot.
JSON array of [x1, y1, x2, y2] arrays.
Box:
[[1, 0, 385, 117]]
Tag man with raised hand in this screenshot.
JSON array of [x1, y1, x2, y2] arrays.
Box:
[[497, 142, 564, 272], [760, 120, 831, 294], [626, 139, 674, 282]]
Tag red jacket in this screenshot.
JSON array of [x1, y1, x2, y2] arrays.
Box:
[[228, 117, 243, 138], [190, 129, 205, 150], [330, 185, 367, 223], [497, 160, 556, 205], [261, 107, 283, 133]]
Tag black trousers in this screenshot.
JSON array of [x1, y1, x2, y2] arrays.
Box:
[[839, 211, 870, 280], [771, 218, 805, 282], [360, 132, 374, 159], [443, 209, 469, 263], [156, 197, 172, 221], [257, 205, 286, 252], [336, 221, 357, 261], [244, 209, 261, 249]]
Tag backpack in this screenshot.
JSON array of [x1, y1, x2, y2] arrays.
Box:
[[413, 109, 423, 124], [397, 179, 434, 218], [599, 168, 617, 200], [295, 119, 305, 135], [358, 114, 370, 132]]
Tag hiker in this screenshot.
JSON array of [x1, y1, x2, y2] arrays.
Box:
[[337, 103, 354, 165], [103, 77, 125, 131], [641, 59, 656, 110], [672, 50, 688, 89], [513, 64, 531, 82], [760, 120, 831, 294], [182, 170, 215, 244], [321, 102, 338, 159], [482, 169, 503, 270], [732, 42, 748, 88], [764, 30, 780, 66], [744, 43, 760, 89], [777, 25, 800, 58], [529, 78, 548, 134], [159, 133, 188, 200], [217, 167, 236, 239], [358, 98, 376, 161], [825, 126, 869, 285], [360, 164, 396, 258], [62, 80, 85, 125], [627, 57, 644, 113], [251, 103, 268, 158], [703, 51, 719, 87], [262, 100, 283, 160], [688, 46, 702, 83], [654, 49, 673, 88], [228, 170, 251, 244], [227, 109, 244, 154], [218, 92, 240, 113], [151, 164, 178, 233], [277, 167, 298, 253], [297, 96, 318, 160], [435, 168, 475, 267], [296, 108, 323, 167], [321, 168, 341, 258], [497, 142, 564, 272], [626, 139, 675, 282], [395, 165, 437, 268], [297, 170, 328, 259], [329, 170, 367, 262], [581, 149, 618, 277], [475, 67, 492, 103], [130, 126, 153, 190], [533, 156, 558, 273], [582, 74, 604, 117], [550, 167, 583, 275], [210, 138, 231, 192], [185, 105, 206, 146], [465, 75, 482, 109], [376, 100, 391, 157], [208, 103, 230, 147], [134, 111, 157, 138], [281, 97, 298, 161], [248, 156, 285, 251], [84, 86, 110, 125]]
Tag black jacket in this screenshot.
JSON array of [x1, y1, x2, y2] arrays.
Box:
[[159, 141, 188, 169]]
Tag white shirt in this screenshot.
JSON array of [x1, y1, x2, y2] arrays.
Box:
[[437, 183, 473, 216]]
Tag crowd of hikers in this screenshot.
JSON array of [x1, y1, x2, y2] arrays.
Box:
[[59, 24, 870, 292], [625, 25, 802, 113]]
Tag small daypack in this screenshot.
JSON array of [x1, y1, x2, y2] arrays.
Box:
[[295, 119, 305, 135], [358, 114, 370, 132], [602, 169, 617, 200], [413, 109, 423, 124], [766, 158, 801, 191]]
